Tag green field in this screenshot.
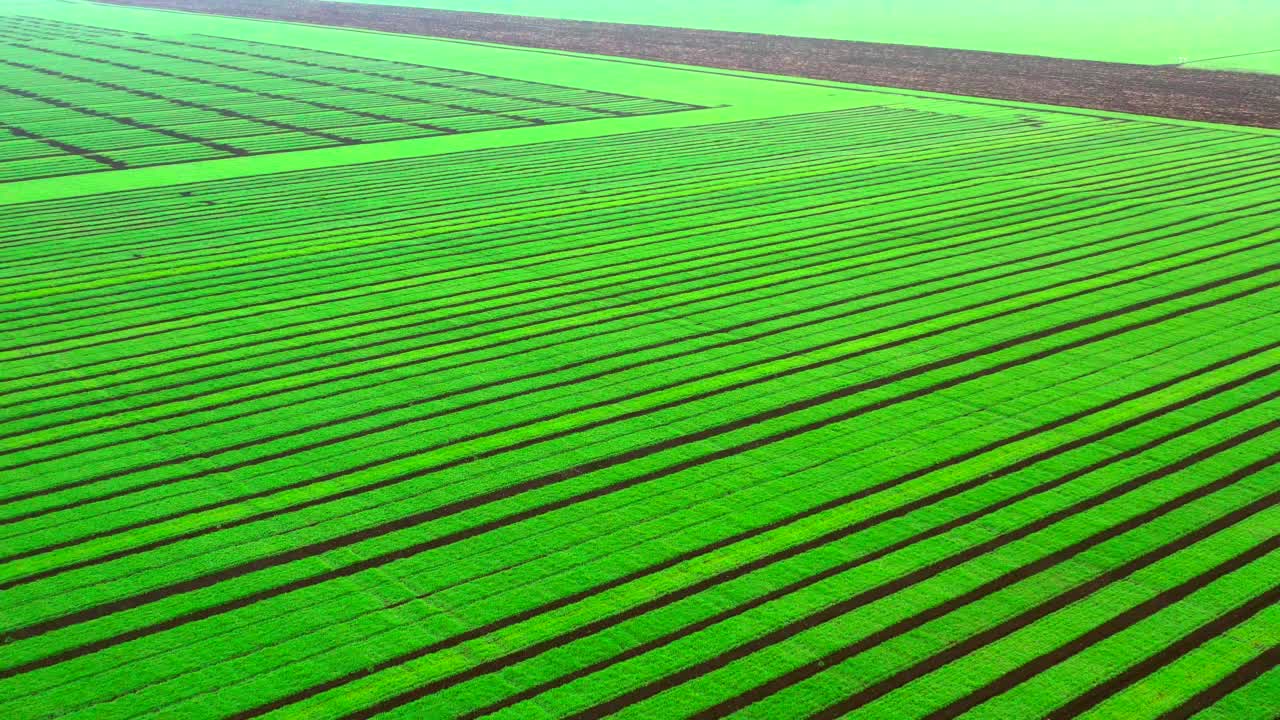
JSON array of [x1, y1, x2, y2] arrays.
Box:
[[1, 1, 1278, 719], [0, 16, 702, 183], [344, 0, 1280, 70]]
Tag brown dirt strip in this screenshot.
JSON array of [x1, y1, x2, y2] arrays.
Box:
[[558, 448, 1280, 720], [1157, 644, 1280, 720], [925, 559, 1280, 719], [382, 398, 1280, 720], [221, 350, 1275, 719], [94, 0, 1280, 129], [7, 227, 1271, 584], [2, 269, 1275, 681], [1045, 582, 1280, 718], [0, 122, 125, 169]]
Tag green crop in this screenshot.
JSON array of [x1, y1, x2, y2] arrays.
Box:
[[0, 1, 1276, 719]]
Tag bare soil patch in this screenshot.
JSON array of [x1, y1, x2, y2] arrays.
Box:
[[96, 0, 1280, 129]]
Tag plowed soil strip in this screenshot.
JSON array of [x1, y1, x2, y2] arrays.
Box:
[[96, 0, 1280, 128]]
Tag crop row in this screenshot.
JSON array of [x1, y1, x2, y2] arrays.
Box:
[[0, 103, 1276, 719]]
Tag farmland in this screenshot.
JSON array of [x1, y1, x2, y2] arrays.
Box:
[[1, 1, 1278, 719], [95, 0, 1280, 129], [338, 0, 1280, 71], [0, 15, 701, 183]]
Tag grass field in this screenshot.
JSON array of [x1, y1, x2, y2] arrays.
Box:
[[1, 1, 1278, 719], [341, 0, 1280, 71]]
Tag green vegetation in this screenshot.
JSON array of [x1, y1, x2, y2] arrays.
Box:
[[0, 1, 1277, 719], [0, 17, 701, 183], [343, 0, 1280, 69]]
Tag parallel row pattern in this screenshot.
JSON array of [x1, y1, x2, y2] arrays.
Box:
[[0, 16, 701, 182], [0, 106, 1278, 719]]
